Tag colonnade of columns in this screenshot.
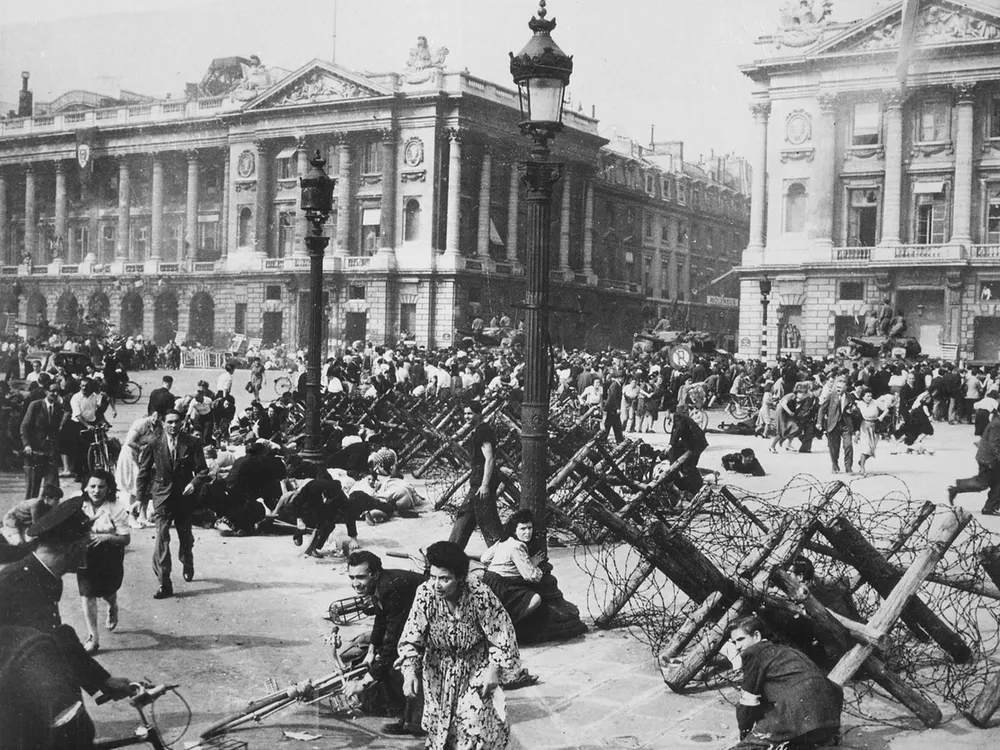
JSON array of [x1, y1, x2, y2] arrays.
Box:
[[0, 151, 221, 266], [748, 81, 983, 255]]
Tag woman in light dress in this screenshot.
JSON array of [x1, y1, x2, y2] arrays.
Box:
[[398, 541, 520, 750], [854, 386, 888, 475], [115, 410, 162, 528]]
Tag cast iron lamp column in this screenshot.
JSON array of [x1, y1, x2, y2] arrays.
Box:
[[759, 277, 771, 363], [510, 0, 573, 546], [299, 153, 335, 463]]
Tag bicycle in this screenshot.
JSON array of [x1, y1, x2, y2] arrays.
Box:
[[85, 422, 119, 473], [661, 406, 707, 432], [199, 625, 367, 740], [107, 379, 143, 406], [273, 374, 293, 396], [92, 682, 231, 750], [725, 391, 760, 422]]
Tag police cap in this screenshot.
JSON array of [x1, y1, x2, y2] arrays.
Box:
[[26, 498, 93, 544]]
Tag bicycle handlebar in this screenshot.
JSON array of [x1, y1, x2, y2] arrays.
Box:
[[96, 682, 178, 707]]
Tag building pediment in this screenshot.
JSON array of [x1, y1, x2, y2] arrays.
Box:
[[243, 60, 394, 111], [815, 1, 1000, 57]]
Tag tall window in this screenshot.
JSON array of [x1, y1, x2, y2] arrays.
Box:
[[234, 302, 247, 334], [847, 188, 879, 247], [101, 224, 116, 259], [277, 211, 295, 257], [915, 191, 948, 244], [784, 182, 807, 233], [360, 206, 381, 255], [643, 212, 653, 238], [133, 225, 147, 259], [404, 199, 421, 242], [73, 225, 89, 260], [991, 96, 1000, 139], [987, 186, 1000, 243], [362, 142, 382, 174], [916, 100, 950, 142], [400, 302, 417, 337], [198, 221, 218, 259], [852, 102, 881, 146]]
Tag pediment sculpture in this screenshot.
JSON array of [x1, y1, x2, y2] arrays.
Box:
[[277, 71, 365, 105], [402, 36, 449, 84], [776, 0, 834, 48], [850, 3, 1000, 52]]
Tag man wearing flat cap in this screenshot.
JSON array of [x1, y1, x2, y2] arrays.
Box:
[[0, 498, 134, 745]]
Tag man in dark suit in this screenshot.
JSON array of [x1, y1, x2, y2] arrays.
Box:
[[0, 499, 134, 746], [602, 369, 625, 443], [136, 408, 209, 599], [345, 550, 425, 737], [816, 377, 856, 474], [5, 348, 31, 381], [19, 382, 64, 499], [147, 375, 176, 416]]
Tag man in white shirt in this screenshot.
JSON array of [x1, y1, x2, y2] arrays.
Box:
[[67, 379, 102, 479]]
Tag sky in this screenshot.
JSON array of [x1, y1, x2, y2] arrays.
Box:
[[0, 0, 881, 160]]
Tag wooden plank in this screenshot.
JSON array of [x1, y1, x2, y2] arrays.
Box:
[[657, 591, 725, 661], [828, 507, 971, 686], [594, 560, 656, 630], [660, 599, 745, 692]]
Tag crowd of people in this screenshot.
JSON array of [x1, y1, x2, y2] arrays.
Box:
[[3, 317, 999, 748]]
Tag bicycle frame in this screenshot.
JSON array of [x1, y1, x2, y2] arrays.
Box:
[[93, 683, 178, 750]]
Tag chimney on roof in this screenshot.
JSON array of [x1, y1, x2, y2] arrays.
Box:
[[649, 124, 654, 149], [18, 71, 32, 118]]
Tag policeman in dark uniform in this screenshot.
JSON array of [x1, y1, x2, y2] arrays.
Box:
[[0, 498, 134, 746]]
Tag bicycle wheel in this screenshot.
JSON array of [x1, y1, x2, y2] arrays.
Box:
[[691, 408, 709, 431], [274, 376, 292, 396], [120, 381, 142, 405], [726, 400, 750, 421], [87, 443, 110, 473], [661, 412, 673, 433]]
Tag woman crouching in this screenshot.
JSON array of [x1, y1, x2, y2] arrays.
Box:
[[480, 510, 546, 625], [729, 615, 842, 749]]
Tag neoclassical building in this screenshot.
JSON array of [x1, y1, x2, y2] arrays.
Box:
[[0, 43, 747, 352], [738, 0, 1000, 362]]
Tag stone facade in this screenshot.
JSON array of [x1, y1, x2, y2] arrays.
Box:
[[0, 45, 748, 353], [739, 0, 1000, 363]]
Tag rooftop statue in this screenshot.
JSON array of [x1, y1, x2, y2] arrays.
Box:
[[232, 55, 276, 101], [776, 0, 834, 47], [402, 36, 449, 84]]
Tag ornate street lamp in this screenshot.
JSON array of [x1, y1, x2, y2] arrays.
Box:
[[510, 0, 572, 544], [299, 151, 335, 463], [759, 277, 772, 362]]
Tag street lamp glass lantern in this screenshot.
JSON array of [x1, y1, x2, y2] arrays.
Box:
[[510, 2, 573, 137], [299, 151, 334, 218]]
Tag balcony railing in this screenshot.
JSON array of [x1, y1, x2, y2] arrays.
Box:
[[833, 247, 872, 262], [894, 244, 950, 259], [973, 244, 1000, 258]]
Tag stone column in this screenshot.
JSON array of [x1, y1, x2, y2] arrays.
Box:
[[54, 162, 67, 261], [185, 151, 199, 262], [667, 217, 679, 299], [747, 102, 770, 254], [116, 157, 130, 260], [254, 141, 270, 256], [445, 128, 463, 256], [294, 139, 310, 257], [507, 162, 520, 261], [558, 168, 571, 271], [880, 89, 906, 246], [220, 150, 230, 259], [378, 129, 397, 259], [150, 154, 164, 260], [24, 166, 36, 263], [335, 137, 351, 256], [0, 170, 7, 265], [951, 82, 976, 247], [809, 93, 837, 254], [582, 179, 594, 277], [476, 149, 492, 258]]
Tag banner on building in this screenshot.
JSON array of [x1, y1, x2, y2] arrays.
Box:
[[940, 342, 958, 362], [75, 128, 98, 186]]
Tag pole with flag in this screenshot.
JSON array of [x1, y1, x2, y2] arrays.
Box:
[[897, 0, 920, 86]]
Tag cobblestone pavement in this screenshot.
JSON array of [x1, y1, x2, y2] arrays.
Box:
[[1, 369, 998, 749]]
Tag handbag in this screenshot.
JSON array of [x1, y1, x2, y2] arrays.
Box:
[[245, 380, 254, 393]]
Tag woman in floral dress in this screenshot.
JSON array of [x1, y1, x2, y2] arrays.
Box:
[[398, 541, 520, 750]]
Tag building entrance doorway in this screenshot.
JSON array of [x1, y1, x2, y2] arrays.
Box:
[[262, 312, 283, 346], [975, 318, 1000, 362], [344, 312, 367, 347]]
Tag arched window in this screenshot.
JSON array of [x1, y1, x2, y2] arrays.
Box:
[[403, 199, 421, 242], [238, 207, 254, 247], [784, 182, 807, 233]]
